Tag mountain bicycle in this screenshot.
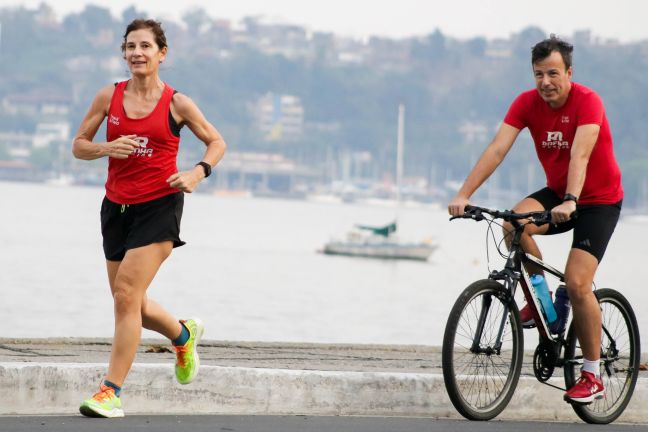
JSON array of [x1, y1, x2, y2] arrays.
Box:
[[442, 205, 640, 424]]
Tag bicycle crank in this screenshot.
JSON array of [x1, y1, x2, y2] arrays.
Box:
[[533, 341, 559, 382]]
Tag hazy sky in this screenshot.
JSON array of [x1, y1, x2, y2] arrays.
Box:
[[5, 0, 648, 42]]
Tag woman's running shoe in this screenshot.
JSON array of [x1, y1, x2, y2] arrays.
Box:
[[174, 318, 205, 384], [79, 383, 124, 418]]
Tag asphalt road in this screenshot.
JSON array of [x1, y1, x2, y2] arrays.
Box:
[[1, 415, 647, 432]]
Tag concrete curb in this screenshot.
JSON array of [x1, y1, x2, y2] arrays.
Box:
[[1, 362, 647, 422]]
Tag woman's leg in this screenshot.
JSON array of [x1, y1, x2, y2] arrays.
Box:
[[106, 260, 183, 341], [104, 241, 174, 386], [141, 297, 183, 340]]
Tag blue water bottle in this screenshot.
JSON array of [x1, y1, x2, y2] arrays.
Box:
[[530, 274, 557, 324], [550, 285, 570, 334]]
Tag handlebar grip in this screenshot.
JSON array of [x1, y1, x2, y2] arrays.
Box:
[[532, 210, 552, 226], [450, 207, 475, 221], [449, 204, 476, 221]]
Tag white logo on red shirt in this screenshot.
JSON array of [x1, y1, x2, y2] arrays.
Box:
[[133, 137, 149, 148], [542, 131, 569, 149], [561, 116, 570, 123], [120, 135, 153, 157], [109, 115, 120, 126]]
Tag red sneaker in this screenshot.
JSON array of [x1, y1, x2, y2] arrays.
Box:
[[564, 371, 605, 405], [518, 302, 536, 327], [519, 291, 553, 327]]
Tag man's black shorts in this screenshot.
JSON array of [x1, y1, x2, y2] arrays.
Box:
[[527, 187, 621, 263], [100, 192, 186, 261]]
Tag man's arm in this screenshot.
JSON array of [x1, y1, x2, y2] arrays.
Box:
[[551, 124, 600, 221], [448, 123, 521, 216]]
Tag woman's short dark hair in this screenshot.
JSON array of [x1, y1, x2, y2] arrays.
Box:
[[531, 35, 573, 69], [121, 19, 168, 52]]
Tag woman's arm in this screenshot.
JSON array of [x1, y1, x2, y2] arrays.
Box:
[[166, 93, 227, 193], [72, 85, 139, 160]]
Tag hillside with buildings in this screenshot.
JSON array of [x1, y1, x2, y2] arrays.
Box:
[[1, 4, 647, 207]]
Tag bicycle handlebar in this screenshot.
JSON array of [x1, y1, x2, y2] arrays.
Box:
[[450, 205, 555, 226]]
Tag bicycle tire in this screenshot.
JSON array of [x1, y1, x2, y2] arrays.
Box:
[[442, 279, 524, 421], [563, 288, 641, 424]]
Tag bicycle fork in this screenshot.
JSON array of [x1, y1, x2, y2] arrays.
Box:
[[470, 293, 508, 356]]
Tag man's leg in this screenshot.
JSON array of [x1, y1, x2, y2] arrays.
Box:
[[562, 247, 606, 404], [501, 196, 556, 327], [564, 248, 601, 362], [502, 197, 550, 275]]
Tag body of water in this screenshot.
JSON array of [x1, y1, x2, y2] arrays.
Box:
[[1, 181, 646, 347]]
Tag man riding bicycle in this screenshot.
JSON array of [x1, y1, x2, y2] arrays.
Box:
[[447, 35, 623, 405]]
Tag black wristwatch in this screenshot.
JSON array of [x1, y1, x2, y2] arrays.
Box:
[[563, 193, 578, 204], [196, 161, 212, 178]]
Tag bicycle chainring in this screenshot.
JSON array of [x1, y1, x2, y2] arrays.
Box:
[[533, 343, 556, 382]]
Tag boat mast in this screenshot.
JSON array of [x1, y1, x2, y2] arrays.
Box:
[[396, 104, 405, 220]]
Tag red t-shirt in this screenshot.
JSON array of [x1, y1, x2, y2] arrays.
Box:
[[504, 82, 623, 205], [105, 81, 180, 204]]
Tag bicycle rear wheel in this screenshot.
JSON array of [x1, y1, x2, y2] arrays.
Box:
[[564, 288, 640, 424], [442, 279, 524, 420]]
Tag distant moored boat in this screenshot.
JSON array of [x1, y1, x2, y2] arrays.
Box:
[[322, 221, 437, 261], [321, 104, 437, 261]]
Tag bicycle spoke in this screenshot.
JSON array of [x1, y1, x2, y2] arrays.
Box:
[[449, 289, 517, 409], [564, 291, 639, 423]]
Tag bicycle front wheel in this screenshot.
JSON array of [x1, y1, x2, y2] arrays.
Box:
[[564, 288, 641, 424], [442, 279, 524, 421]]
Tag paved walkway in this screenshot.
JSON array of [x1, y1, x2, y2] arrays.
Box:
[[1, 338, 646, 423], [0, 338, 444, 373], [3, 415, 648, 432]]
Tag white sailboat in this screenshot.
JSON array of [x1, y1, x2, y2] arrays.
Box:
[[322, 105, 437, 261]]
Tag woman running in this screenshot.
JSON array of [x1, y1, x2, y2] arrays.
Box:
[[72, 18, 226, 418]]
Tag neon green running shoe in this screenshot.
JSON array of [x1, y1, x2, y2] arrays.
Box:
[[79, 383, 124, 418], [174, 318, 205, 385]]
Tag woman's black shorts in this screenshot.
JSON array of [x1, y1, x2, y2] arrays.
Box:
[[100, 192, 186, 261], [527, 187, 622, 263]]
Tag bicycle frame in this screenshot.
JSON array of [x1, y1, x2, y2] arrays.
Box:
[[480, 216, 627, 378], [486, 217, 565, 343]]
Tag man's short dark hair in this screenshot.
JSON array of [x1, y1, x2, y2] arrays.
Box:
[[531, 35, 573, 70]]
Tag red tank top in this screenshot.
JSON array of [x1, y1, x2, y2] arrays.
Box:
[[105, 80, 180, 204]]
